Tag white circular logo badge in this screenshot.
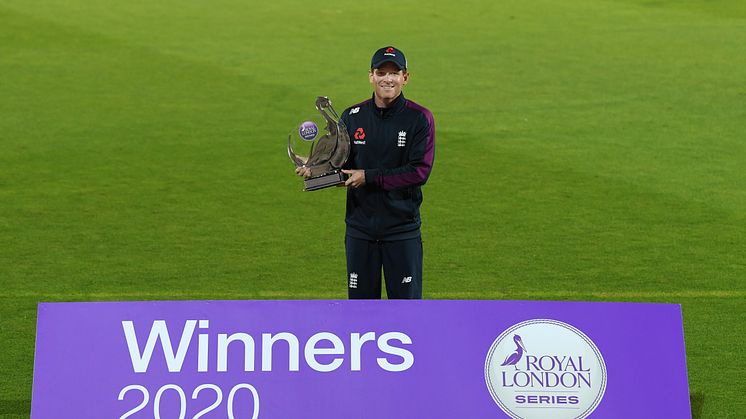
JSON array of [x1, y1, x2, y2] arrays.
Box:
[[485, 319, 607, 419]]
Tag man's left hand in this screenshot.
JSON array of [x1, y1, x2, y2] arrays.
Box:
[[342, 170, 366, 188]]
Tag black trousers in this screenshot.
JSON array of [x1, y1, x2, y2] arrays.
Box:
[[345, 235, 423, 299]]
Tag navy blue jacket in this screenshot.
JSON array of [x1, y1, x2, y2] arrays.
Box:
[[340, 93, 435, 241]]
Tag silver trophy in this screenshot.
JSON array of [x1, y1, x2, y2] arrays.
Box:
[[288, 96, 350, 191]]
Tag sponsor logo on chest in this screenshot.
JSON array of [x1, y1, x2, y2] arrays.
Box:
[[353, 127, 366, 145], [351, 127, 408, 147]]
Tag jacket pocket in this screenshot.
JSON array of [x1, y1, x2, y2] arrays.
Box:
[[385, 187, 416, 223]]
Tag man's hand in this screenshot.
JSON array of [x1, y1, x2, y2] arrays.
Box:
[[295, 165, 312, 178], [342, 169, 366, 188]]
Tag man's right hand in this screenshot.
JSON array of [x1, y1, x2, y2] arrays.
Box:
[[295, 166, 312, 178]]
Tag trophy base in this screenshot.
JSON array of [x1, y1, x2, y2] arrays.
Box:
[[304, 170, 349, 191]]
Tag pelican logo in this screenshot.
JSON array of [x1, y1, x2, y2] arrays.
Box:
[[485, 319, 607, 419], [500, 334, 526, 370]]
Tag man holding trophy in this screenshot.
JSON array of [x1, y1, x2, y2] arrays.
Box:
[[291, 46, 435, 299]]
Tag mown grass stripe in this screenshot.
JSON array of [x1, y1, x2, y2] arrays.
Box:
[[4, 290, 746, 300]]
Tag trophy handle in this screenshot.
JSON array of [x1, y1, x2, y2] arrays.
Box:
[[287, 135, 307, 167]]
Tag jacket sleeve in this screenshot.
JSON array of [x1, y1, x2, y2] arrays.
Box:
[[364, 112, 435, 190]]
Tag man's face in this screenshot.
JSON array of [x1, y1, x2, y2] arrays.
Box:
[[369, 62, 409, 104]]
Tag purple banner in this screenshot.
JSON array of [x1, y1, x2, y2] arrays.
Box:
[[31, 300, 690, 418]]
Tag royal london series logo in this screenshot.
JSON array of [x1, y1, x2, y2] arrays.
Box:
[[484, 319, 607, 419], [298, 121, 318, 141]]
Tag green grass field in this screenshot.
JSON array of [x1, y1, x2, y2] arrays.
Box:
[[1, 0, 745, 417]]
